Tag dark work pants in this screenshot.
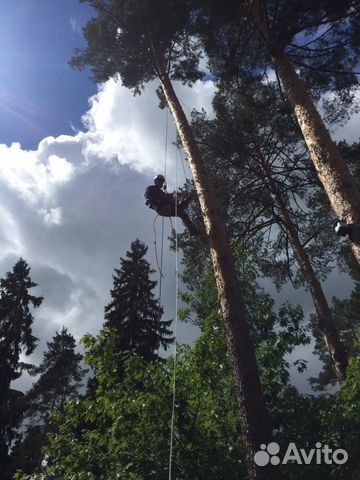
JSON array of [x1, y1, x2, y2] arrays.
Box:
[[156, 197, 196, 233]]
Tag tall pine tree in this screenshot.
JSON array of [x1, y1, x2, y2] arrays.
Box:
[[0, 259, 42, 479], [192, 0, 360, 264], [104, 239, 173, 363]]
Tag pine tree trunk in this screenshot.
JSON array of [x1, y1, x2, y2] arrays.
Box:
[[159, 72, 279, 480], [259, 159, 348, 380], [249, 0, 360, 265]]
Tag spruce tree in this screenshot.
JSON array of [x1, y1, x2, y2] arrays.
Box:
[[10, 328, 87, 476], [104, 239, 173, 362], [0, 258, 42, 478]]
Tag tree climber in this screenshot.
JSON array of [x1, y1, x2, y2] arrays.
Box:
[[145, 174, 198, 234]]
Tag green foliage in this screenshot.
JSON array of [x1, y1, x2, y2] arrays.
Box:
[[192, 0, 359, 111], [180, 254, 311, 402], [28, 327, 87, 416], [14, 260, 360, 480], [183, 80, 341, 289], [71, 0, 203, 92], [321, 349, 360, 479], [309, 193, 360, 390], [16, 337, 244, 479], [103, 239, 173, 368], [15, 252, 317, 480], [9, 328, 87, 477]]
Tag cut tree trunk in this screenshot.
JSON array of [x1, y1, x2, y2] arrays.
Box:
[[259, 159, 348, 380], [159, 71, 279, 480], [249, 0, 360, 265]]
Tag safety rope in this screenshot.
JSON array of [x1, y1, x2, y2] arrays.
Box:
[[168, 148, 179, 480], [159, 109, 169, 305], [153, 110, 181, 478], [153, 215, 164, 279], [159, 109, 168, 304], [155, 109, 169, 363]]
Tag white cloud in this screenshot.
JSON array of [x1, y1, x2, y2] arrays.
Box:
[[69, 16, 82, 34], [0, 77, 215, 385], [0, 78, 217, 205], [40, 207, 62, 225], [82, 78, 217, 179], [47, 155, 75, 183], [0, 142, 48, 204], [0, 142, 76, 205], [0, 205, 23, 255]]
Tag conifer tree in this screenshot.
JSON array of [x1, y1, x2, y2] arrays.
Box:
[[27, 327, 86, 417], [185, 81, 348, 380], [192, 0, 360, 264], [0, 259, 42, 478], [104, 239, 173, 362], [10, 328, 87, 476], [310, 247, 360, 389]]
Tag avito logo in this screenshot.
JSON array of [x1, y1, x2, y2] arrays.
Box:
[[254, 442, 348, 466]]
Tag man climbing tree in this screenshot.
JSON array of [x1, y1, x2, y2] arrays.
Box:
[[71, 2, 278, 478], [144, 174, 198, 234], [0, 259, 42, 479]]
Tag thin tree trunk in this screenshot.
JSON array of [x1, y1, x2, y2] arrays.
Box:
[[258, 159, 348, 380], [159, 72, 279, 480], [249, 0, 360, 264]]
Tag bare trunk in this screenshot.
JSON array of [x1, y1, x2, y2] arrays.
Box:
[[160, 73, 279, 480], [259, 160, 348, 380], [249, 0, 360, 264]]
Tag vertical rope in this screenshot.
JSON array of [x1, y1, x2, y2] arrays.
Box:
[[159, 215, 165, 303], [153, 215, 164, 278], [164, 108, 169, 180], [168, 148, 179, 480], [156, 109, 169, 356], [154, 109, 179, 478], [159, 108, 169, 304]]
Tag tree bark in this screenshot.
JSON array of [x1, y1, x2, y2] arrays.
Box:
[[249, 0, 360, 265], [159, 72, 279, 480], [258, 159, 348, 380]]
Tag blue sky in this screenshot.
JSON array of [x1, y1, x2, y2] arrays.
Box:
[[0, 0, 95, 149]]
